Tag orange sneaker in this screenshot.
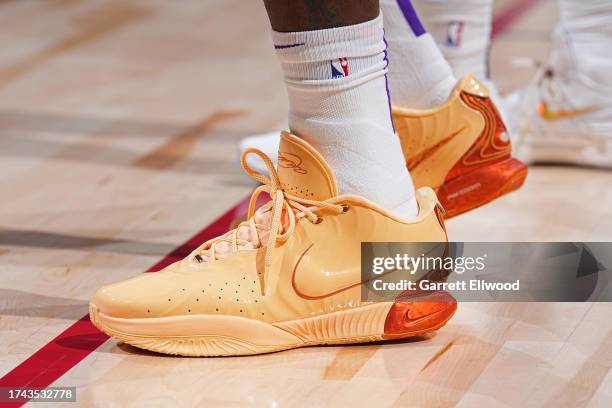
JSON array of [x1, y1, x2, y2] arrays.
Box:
[[392, 75, 527, 218], [90, 132, 456, 356]]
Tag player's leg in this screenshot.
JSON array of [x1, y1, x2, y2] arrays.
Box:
[[89, 1, 455, 357], [237, 0, 464, 176], [262, 0, 378, 31], [412, 0, 493, 82], [240, 1, 526, 217], [382, 0, 525, 217], [410, 0, 506, 112], [238, 0, 492, 178], [379, 0, 456, 108], [263, 0, 418, 218]]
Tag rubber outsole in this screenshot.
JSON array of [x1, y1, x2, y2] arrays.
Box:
[[90, 291, 457, 357], [515, 135, 612, 169], [437, 157, 528, 218]]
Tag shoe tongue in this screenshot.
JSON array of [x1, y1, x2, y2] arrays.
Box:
[[276, 132, 337, 200], [199, 133, 336, 262]]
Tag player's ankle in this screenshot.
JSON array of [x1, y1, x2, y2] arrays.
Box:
[[381, 0, 456, 109], [272, 14, 418, 218]]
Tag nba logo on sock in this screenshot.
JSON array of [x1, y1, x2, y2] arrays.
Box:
[[331, 57, 349, 79], [446, 21, 464, 47]]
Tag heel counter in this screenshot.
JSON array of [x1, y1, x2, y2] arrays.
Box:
[[445, 91, 512, 182]]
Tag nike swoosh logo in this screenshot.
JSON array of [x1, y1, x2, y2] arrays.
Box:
[[538, 102, 598, 121], [291, 243, 449, 299], [407, 127, 466, 170], [291, 243, 357, 300]]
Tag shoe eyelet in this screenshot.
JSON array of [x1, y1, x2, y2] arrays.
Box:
[[341, 204, 350, 213]]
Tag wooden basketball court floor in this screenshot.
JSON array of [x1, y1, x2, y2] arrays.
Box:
[[0, 0, 611, 406]]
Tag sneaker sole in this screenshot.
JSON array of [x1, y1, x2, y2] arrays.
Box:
[[516, 134, 612, 168], [437, 157, 528, 218], [89, 291, 456, 357]]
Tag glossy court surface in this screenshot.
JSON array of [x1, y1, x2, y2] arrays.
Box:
[[1, 0, 612, 406]]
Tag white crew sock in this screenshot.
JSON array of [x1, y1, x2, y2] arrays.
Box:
[[412, 0, 493, 80], [380, 0, 456, 109], [272, 15, 418, 219], [557, 0, 612, 88]]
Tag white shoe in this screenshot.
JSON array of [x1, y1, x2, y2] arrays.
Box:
[[507, 29, 612, 167]]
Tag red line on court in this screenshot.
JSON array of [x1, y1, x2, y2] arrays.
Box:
[[0, 1, 541, 405], [0, 196, 250, 407]]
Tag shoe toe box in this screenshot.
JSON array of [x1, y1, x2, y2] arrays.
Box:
[[92, 273, 179, 319]]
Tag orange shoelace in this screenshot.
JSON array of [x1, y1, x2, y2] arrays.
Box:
[[193, 148, 345, 292]]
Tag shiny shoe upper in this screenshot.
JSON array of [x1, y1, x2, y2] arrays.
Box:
[[92, 132, 447, 323], [392, 75, 526, 217], [392, 74, 514, 190]]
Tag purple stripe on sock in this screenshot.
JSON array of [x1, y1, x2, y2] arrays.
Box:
[[273, 42, 305, 50], [396, 0, 426, 37], [382, 32, 396, 133]]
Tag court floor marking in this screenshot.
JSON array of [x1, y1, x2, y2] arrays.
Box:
[[0, 1, 542, 405], [0, 195, 250, 407]]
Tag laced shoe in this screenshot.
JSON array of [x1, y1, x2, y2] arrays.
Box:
[[90, 132, 456, 356], [237, 75, 526, 218], [393, 75, 527, 218], [507, 30, 612, 167]]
